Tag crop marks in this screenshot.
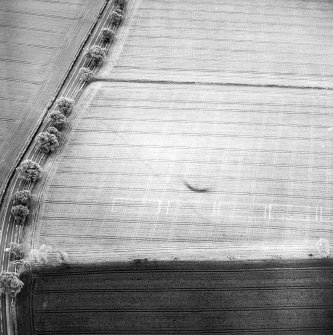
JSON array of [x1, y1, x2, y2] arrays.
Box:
[[34, 81, 333, 262]]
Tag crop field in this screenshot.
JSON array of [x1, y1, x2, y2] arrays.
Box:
[[32, 81, 333, 262], [102, 0, 333, 87], [9, 1, 333, 333], [17, 260, 333, 334], [0, 0, 105, 196]]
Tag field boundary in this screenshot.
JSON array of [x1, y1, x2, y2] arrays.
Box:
[[97, 77, 333, 91]]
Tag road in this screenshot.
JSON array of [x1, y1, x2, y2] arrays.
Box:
[[0, 0, 118, 333]]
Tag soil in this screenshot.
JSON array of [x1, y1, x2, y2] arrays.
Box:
[[17, 259, 333, 334]]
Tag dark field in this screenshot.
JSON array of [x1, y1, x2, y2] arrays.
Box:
[[17, 260, 333, 334]]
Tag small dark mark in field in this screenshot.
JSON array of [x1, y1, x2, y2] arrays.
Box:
[[184, 181, 210, 193]]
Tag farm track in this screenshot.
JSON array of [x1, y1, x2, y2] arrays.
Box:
[[0, 1, 121, 334], [17, 260, 333, 334]]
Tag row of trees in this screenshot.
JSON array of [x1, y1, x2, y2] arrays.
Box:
[[0, 242, 25, 296], [1, 0, 128, 299], [35, 97, 75, 154], [35, 1, 127, 154], [80, 0, 127, 82], [1, 244, 69, 297], [4, 27, 76, 300]]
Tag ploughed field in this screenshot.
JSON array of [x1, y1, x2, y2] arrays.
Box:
[[17, 260, 333, 334], [34, 81, 333, 262], [102, 0, 333, 87], [0, 0, 105, 195]]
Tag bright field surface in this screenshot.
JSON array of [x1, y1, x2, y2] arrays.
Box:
[[0, 0, 105, 194], [102, 0, 333, 86], [34, 81, 333, 262]]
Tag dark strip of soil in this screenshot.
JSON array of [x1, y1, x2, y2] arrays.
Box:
[[17, 259, 333, 334]]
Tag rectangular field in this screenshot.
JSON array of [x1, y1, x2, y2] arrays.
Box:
[[35, 81, 333, 261], [17, 260, 333, 334], [0, 0, 105, 196], [103, 0, 333, 87]]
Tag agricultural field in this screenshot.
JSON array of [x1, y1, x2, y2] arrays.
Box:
[[9, 0, 333, 333], [32, 81, 333, 262], [103, 0, 333, 87], [0, 0, 105, 197], [17, 260, 333, 334]]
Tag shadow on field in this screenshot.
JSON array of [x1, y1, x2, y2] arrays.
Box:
[[17, 259, 333, 334]]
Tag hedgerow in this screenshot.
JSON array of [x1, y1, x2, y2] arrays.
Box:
[[29, 245, 69, 268], [16, 160, 43, 182], [49, 111, 67, 130]]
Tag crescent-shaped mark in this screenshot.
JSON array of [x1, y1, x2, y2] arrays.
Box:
[[184, 181, 210, 193]]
